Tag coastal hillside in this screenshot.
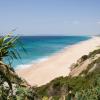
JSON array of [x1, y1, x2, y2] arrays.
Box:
[[0, 34, 100, 99], [35, 49, 100, 100], [0, 60, 36, 100], [70, 49, 100, 76]]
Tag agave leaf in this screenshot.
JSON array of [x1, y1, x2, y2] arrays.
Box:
[[4, 36, 15, 44], [6, 54, 14, 62], [17, 39, 27, 54], [10, 51, 18, 59], [0, 37, 4, 46], [6, 36, 19, 46], [0, 32, 26, 66], [3, 35, 11, 41], [13, 48, 21, 59]]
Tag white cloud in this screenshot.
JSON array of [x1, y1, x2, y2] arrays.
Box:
[[72, 21, 80, 25], [97, 21, 100, 24]]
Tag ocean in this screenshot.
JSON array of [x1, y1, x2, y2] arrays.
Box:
[[4, 36, 91, 69]]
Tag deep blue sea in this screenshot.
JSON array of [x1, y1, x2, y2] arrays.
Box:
[[5, 36, 91, 69]]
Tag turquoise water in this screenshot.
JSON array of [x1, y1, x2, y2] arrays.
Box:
[[4, 36, 91, 69]]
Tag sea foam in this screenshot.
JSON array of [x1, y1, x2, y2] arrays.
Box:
[[15, 56, 49, 70]]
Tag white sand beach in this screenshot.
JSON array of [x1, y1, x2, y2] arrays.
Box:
[[16, 36, 100, 86]]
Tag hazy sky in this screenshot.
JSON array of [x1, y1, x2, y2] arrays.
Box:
[[0, 0, 100, 36]]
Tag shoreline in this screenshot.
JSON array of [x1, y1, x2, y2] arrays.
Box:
[[16, 36, 100, 86]]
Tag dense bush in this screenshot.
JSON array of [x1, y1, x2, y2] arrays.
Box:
[[36, 65, 100, 100]]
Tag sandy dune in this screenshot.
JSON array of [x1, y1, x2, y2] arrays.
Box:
[[16, 37, 100, 86]]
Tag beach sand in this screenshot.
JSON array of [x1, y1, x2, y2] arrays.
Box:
[[16, 37, 100, 86]]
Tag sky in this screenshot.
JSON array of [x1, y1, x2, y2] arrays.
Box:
[[0, 0, 100, 36]]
